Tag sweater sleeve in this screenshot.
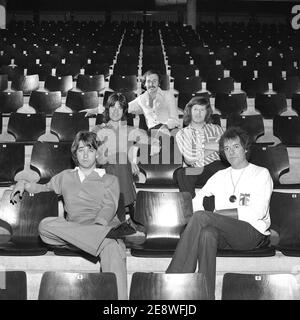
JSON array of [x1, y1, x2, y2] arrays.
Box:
[[94, 175, 120, 225], [46, 171, 64, 195]]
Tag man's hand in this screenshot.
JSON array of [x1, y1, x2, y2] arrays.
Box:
[[79, 107, 103, 117], [10, 180, 27, 204], [131, 163, 140, 176]]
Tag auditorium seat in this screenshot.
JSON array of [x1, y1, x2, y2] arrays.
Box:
[[76, 74, 105, 92], [0, 190, 58, 255], [7, 112, 46, 143], [83, 63, 110, 78], [0, 91, 23, 114], [30, 142, 73, 183], [44, 75, 73, 96], [241, 77, 269, 98], [0, 271, 27, 300], [113, 63, 139, 76], [254, 93, 287, 119], [130, 272, 209, 300], [206, 77, 234, 96], [38, 272, 118, 300], [65, 90, 99, 112], [26, 63, 53, 81], [226, 113, 265, 142], [273, 115, 300, 146], [50, 112, 89, 142], [55, 62, 81, 79], [129, 191, 193, 257], [269, 191, 300, 256], [0, 143, 24, 187], [249, 143, 289, 188], [170, 64, 198, 78], [214, 92, 247, 117], [174, 76, 202, 93], [29, 91, 62, 115], [135, 135, 183, 188], [11, 74, 39, 96], [273, 76, 300, 99], [109, 75, 138, 92], [221, 273, 300, 300]]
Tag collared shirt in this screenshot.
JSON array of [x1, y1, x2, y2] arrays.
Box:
[[128, 87, 179, 129], [176, 123, 224, 167], [73, 167, 106, 182]]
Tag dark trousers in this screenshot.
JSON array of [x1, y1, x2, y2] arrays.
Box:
[[175, 161, 228, 198], [166, 211, 267, 299]]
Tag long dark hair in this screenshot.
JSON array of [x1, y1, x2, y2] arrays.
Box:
[[102, 92, 128, 123]]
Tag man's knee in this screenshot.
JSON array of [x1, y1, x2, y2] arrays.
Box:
[[192, 211, 212, 225], [38, 217, 61, 236], [199, 226, 218, 242]]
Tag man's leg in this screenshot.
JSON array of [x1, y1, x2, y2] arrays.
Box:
[[38, 217, 69, 246], [175, 167, 199, 198], [99, 238, 128, 300]]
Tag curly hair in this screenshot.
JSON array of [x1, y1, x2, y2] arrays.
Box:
[[141, 69, 161, 89], [182, 96, 213, 126]]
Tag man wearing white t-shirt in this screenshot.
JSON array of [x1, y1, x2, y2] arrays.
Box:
[[166, 127, 273, 299]]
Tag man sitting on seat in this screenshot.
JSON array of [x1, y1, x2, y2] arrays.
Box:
[[128, 69, 180, 132], [10, 130, 128, 299], [166, 127, 273, 299]]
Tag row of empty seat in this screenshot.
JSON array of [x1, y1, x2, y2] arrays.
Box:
[[4, 271, 299, 300]]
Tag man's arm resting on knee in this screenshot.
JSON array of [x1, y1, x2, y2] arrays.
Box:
[[215, 209, 238, 219]]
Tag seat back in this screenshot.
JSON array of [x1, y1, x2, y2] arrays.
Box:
[[30, 142, 74, 183], [136, 135, 183, 187], [0, 143, 24, 186], [38, 272, 118, 300], [44, 75, 73, 96], [273, 115, 300, 146], [255, 93, 287, 118], [206, 77, 234, 96], [0, 91, 23, 114], [249, 143, 289, 186], [214, 92, 247, 117], [76, 74, 105, 92], [65, 91, 99, 112], [11, 74, 39, 95], [241, 77, 269, 98], [130, 272, 209, 300], [0, 271, 27, 300], [269, 191, 300, 248], [222, 273, 300, 300], [50, 112, 89, 142], [109, 75, 138, 91], [174, 76, 202, 93], [7, 112, 46, 143], [0, 190, 58, 241], [226, 113, 264, 142], [29, 91, 62, 115], [0, 74, 8, 91], [133, 191, 193, 246]]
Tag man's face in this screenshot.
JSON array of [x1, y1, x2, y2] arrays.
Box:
[[145, 73, 159, 94], [191, 104, 207, 125], [109, 101, 123, 122], [223, 137, 248, 169], [76, 140, 97, 170]]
